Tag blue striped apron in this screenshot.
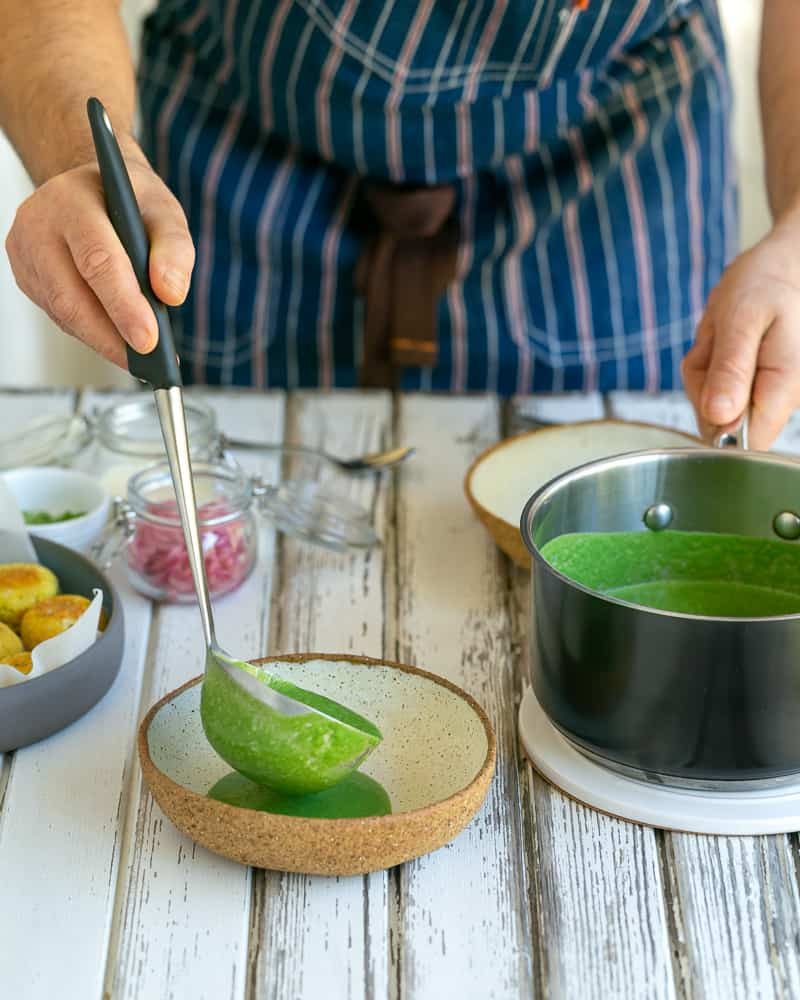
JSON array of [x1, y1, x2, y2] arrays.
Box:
[[137, 0, 736, 393]]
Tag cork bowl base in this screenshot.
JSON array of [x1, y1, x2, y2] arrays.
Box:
[[465, 420, 700, 569], [139, 654, 496, 876]]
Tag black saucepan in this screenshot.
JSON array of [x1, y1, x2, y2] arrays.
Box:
[[520, 443, 800, 789]]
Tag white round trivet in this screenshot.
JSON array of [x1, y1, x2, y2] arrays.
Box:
[[518, 685, 800, 835]]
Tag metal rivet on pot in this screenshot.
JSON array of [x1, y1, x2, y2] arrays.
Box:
[[773, 511, 800, 540], [643, 503, 673, 531]]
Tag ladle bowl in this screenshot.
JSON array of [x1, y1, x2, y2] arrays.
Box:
[[200, 653, 381, 794]]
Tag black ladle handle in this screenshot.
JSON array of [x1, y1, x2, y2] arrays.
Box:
[[86, 97, 182, 389]]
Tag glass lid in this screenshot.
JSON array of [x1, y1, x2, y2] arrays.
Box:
[[94, 395, 218, 458], [258, 479, 379, 550], [0, 413, 93, 470]]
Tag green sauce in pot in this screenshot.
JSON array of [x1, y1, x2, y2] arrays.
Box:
[[539, 530, 800, 617]]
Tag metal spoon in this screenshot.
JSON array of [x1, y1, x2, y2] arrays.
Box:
[[218, 435, 414, 473], [88, 98, 381, 793]]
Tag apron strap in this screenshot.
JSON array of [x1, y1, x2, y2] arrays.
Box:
[[354, 183, 458, 389]]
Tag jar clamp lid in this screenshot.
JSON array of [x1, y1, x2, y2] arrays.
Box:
[[1, 396, 219, 472]]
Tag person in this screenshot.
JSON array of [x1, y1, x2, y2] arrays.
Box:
[[1, 1, 798, 449]]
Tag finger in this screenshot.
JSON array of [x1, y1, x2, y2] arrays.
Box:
[[700, 299, 774, 427], [27, 238, 129, 368], [681, 319, 715, 440], [141, 186, 195, 306], [749, 368, 796, 450], [681, 318, 713, 406], [748, 323, 800, 450], [63, 214, 158, 353]]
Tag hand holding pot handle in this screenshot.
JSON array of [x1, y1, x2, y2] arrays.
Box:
[[713, 410, 750, 451]]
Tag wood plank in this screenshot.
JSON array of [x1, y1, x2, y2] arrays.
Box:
[[0, 568, 152, 1000], [102, 389, 285, 1000], [393, 395, 534, 1000], [510, 396, 677, 996], [251, 390, 393, 1000], [607, 392, 800, 1000], [0, 389, 155, 1000], [530, 776, 677, 999], [666, 834, 800, 998], [609, 391, 800, 455], [510, 568, 677, 1000], [513, 392, 605, 431], [607, 391, 699, 435]]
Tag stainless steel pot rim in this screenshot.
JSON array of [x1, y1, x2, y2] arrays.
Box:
[[519, 446, 800, 626]]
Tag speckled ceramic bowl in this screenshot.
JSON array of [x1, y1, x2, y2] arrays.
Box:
[[139, 653, 496, 875]]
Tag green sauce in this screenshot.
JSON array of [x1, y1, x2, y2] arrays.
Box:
[[23, 509, 86, 524], [208, 769, 392, 819], [200, 657, 382, 795], [540, 530, 800, 617]]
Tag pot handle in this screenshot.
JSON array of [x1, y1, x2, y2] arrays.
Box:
[[713, 410, 750, 451]]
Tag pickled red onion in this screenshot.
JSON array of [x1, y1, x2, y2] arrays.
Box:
[[127, 499, 254, 600]]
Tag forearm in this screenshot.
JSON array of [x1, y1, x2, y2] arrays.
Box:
[[0, 0, 136, 185], [759, 0, 800, 220]]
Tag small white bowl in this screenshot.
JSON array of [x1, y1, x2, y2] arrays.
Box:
[[1, 467, 111, 554]]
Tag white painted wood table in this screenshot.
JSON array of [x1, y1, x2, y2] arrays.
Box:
[[3, 387, 800, 1000]]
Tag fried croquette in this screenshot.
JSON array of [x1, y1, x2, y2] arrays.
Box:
[[0, 621, 23, 659], [21, 594, 90, 650], [0, 563, 59, 628]]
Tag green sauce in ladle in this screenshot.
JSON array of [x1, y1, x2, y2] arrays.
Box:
[[200, 655, 381, 795]]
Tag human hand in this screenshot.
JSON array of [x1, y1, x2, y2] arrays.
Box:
[[5, 137, 195, 369], [682, 214, 800, 450]]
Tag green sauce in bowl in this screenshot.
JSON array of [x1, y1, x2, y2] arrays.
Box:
[[208, 769, 391, 818], [23, 509, 87, 524]]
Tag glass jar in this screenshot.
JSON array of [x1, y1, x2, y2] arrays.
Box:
[[93, 458, 378, 602], [86, 397, 220, 496], [0, 396, 220, 497], [0, 413, 93, 470], [114, 459, 256, 602]]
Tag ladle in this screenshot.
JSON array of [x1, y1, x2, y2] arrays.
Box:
[[87, 98, 381, 794]]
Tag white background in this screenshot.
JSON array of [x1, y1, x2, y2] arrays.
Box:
[[0, 1, 769, 389]]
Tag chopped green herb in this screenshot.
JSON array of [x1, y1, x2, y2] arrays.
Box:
[[23, 509, 87, 525]]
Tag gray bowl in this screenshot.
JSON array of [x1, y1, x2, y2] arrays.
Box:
[[0, 536, 124, 751]]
